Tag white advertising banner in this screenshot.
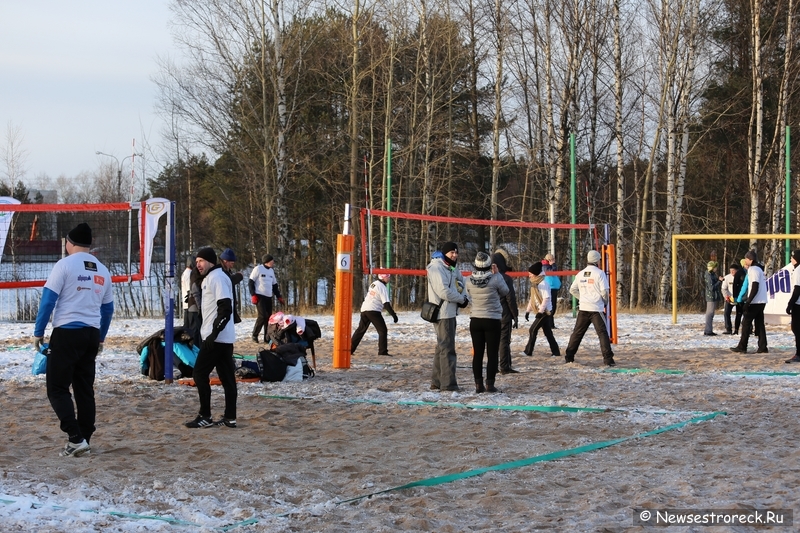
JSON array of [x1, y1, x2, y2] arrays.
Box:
[[0, 197, 21, 265], [138, 198, 169, 278], [764, 262, 794, 325]]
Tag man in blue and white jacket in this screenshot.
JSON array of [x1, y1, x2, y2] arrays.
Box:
[[33, 223, 114, 457]]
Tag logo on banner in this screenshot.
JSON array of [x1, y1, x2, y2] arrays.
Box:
[[146, 201, 166, 215], [139, 198, 170, 279]]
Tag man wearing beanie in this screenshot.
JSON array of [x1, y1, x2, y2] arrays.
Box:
[[426, 241, 469, 391], [564, 250, 615, 366], [785, 250, 800, 363], [33, 223, 114, 457], [219, 248, 243, 324], [703, 261, 723, 336], [185, 247, 237, 428], [491, 248, 519, 374], [721, 262, 746, 335], [523, 261, 561, 359], [731, 249, 769, 354], [249, 254, 284, 343]]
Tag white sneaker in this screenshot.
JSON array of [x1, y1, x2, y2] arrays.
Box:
[[60, 439, 90, 457]]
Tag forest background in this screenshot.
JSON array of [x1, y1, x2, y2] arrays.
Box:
[[2, 0, 799, 312]]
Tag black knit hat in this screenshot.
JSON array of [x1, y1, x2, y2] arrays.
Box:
[[262, 254, 274, 264], [196, 247, 217, 264], [441, 242, 458, 255], [66, 223, 92, 247], [528, 262, 543, 276], [793, 250, 800, 264]]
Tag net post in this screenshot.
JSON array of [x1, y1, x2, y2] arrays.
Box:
[[603, 244, 617, 344], [163, 201, 176, 384], [333, 204, 354, 369]]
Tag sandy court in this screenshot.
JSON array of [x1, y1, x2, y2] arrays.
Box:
[[0, 314, 798, 531]]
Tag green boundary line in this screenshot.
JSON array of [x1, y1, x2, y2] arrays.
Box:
[[606, 368, 800, 377], [337, 411, 726, 504]]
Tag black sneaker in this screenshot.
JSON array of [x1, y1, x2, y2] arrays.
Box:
[[604, 358, 616, 367], [251, 336, 259, 343], [214, 418, 237, 428], [756, 348, 769, 353], [185, 414, 213, 428], [730, 347, 746, 353], [499, 368, 520, 374], [785, 355, 800, 363], [377, 353, 393, 357]]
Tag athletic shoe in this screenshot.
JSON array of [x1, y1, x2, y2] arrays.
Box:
[[499, 368, 520, 374], [785, 355, 800, 363], [604, 357, 616, 367], [703, 332, 717, 336], [377, 353, 393, 357], [60, 439, 90, 457], [214, 418, 237, 428], [756, 348, 769, 353], [251, 336, 259, 343], [185, 414, 214, 428], [730, 347, 746, 353], [565, 356, 575, 363]]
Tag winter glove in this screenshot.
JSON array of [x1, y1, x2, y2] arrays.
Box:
[[392, 314, 398, 323], [457, 298, 469, 308], [278, 297, 285, 305], [787, 305, 793, 315], [513, 319, 518, 329], [251, 295, 259, 304], [97, 342, 104, 354], [34, 336, 43, 352], [524, 312, 529, 322]]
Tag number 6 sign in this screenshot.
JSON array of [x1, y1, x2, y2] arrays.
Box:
[[336, 253, 352, 272]]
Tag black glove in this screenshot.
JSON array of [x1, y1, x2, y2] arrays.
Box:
[[513, 319, 518, 329], [524, 312, 529, 321], [787, 306, 793, 315], [392, 314, 398, 323], [457, 298, 469, 308]]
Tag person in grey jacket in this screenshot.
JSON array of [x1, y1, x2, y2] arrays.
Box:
[[427, 242, 469, 391], [466, 252, 509, 393]]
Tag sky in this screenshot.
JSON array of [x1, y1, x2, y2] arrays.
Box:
[[0, 1, 177, 182]]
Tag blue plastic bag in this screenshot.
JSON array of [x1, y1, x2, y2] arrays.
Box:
[[32, 343, 48, 375]]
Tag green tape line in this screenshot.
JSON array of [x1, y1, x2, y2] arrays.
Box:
[[397, 400, 609, 413], [338, 411, 726, 504], [605, 368, 686, 374], [258, 394, 305, 400], [727, 371, 800, 376], [232, 353, 258, 361], [607, 368, 800, 377]]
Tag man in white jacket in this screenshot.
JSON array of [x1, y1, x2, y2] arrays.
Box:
[[564, 250, 615, 366]]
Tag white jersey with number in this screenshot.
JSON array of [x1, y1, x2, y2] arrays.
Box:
[[249, 264, 278, 296], [361, 280, 390, 313], [569, 264, 609, 313], [44, 251, 113, 329]]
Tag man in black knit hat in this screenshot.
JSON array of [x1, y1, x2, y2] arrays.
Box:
[[33, 223, 114, 457]]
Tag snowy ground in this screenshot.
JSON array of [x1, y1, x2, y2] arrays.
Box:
[[0, 310, 797, 531]]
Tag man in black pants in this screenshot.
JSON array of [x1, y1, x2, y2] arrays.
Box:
[[249, 254, 284, 343], [33, 223, 114, 457], [493, 249, 519, 374], [185, 247, 238, 428]]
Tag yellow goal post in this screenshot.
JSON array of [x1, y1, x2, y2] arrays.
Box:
[[671, 233, 800, 324]]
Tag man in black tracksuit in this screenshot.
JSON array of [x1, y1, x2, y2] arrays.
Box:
[[493, 250, 519, 374]]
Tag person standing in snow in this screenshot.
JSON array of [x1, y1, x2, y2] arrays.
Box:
[[33, 223, 114, 457], [523, 261, 561, 358], [466, 252, 509, 393], [350, 274, 398, 356], [427, 242, 469, 391], [564, 250, 615, 366], [249, 254, 284, 343], [185, 247, 237, 429], [730, 249, 769, 354]]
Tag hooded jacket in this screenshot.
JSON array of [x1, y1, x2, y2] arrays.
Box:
[[426, 255, 466, 319]]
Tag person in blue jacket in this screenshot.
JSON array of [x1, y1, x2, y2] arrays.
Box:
[[33, 223, 114, 458]]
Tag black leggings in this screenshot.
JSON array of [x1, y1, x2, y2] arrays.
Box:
[[470, 317, 501, 383]]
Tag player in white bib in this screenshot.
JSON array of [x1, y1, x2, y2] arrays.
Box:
[[33, 223, 114, 457], [350, 274, 398, 356]]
